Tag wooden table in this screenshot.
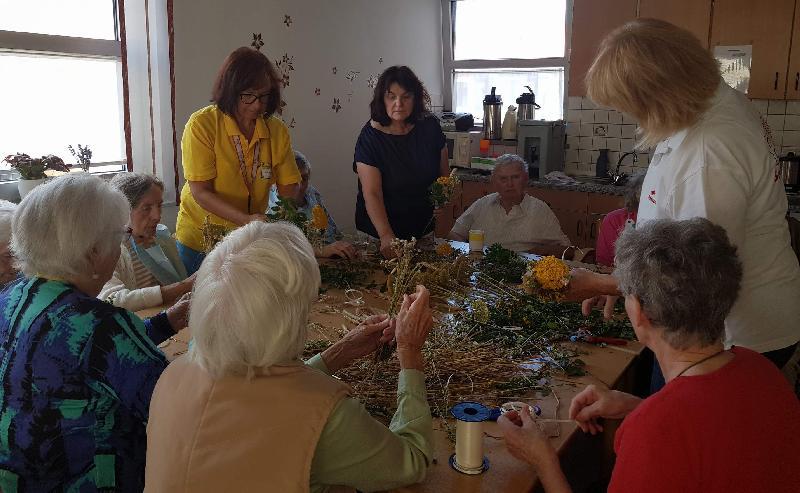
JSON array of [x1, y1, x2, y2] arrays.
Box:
[[138, 245, 643, 493]]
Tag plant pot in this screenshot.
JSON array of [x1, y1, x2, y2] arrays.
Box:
[[17, 178, 46, 199]]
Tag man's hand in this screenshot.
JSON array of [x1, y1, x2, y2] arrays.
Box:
[[581, 295, 619, 320], [497, 406, 556, 467], [318, 241, 358, 259]]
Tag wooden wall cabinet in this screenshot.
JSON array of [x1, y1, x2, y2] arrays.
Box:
[[638, 0, 713, 47], [786, 6, 800, 99], [710, 0, 796, 100], [568, 0, 638, 96]]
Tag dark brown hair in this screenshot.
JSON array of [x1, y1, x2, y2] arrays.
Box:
[[211, 47, 282, 117], [369, 65, 431, 126]]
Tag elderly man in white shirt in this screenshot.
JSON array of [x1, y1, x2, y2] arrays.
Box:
[[448, 154, 570, 254]]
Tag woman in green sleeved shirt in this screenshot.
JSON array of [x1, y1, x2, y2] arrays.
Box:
[[145, 221, 435, 492]]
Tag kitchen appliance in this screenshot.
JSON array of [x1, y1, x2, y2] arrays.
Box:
[[780, 152, 800, 191], [435, 112, 474, 132], [444, 130, 482, 168], [516, 86, 541, 121], [482, 87, 503, 140], [516, 120, 566, 180]]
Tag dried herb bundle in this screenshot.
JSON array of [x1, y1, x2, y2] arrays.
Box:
[[480, 243, 528, 283], [200, 215, 230, 253]]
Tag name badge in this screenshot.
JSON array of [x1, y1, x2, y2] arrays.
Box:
[[260, 164, 273, 180]]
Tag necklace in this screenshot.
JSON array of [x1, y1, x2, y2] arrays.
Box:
[[674, 349, 727, 379]]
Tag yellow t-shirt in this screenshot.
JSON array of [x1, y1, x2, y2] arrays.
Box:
[[175, 105, 301, 251]]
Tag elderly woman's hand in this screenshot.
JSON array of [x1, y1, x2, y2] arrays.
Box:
[[320, 315, 393, 373], [165, 293, 191, 332], [497, 406, 556, 467], [568, 384, 642, 435], [581, 295, 619, 320], [394, 285, 433, 371]]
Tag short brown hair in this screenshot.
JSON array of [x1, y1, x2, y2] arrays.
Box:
[[586, 19, 720, 148], [369, 66, 431, 126], [211, 47, 282, 118]]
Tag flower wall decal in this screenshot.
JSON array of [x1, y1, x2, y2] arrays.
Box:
[[284, 15, 292, 27], [251, 33, 264, 50], [275, 53, 295, 88], [331, 98, 341, 113], [367, 73, 378, 89], [332, 66, 337, 75], [378, 57, 383, 64], [345, 70, 360, 82], [314, 88, 321, 96]]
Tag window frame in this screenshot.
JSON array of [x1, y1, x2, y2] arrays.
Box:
[[0, 0, 128, 177], [440, 0, 574, 117]]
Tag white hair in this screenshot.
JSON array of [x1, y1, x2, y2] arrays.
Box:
[[491, 153, 528, 174], [11, 174, 130, 279], [189, 221, 320, 378], [0, 200, 17, 246]]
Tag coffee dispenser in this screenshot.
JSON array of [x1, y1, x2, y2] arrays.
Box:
[[516, 120, 566, 180]]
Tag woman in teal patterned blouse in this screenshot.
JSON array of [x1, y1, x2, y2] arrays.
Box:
[[0, 174, 187, 492]]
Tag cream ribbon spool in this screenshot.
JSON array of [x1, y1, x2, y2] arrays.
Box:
[[449, 401, 490, 475]]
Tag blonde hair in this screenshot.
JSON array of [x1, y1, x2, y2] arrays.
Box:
[[189, 221, 320, 379], [586, 18, 721, 148]]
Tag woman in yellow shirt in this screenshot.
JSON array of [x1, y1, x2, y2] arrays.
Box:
[[176, 47, 301, 273]]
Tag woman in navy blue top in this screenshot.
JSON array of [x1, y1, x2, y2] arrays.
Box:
[[353, 65, 448, 258]]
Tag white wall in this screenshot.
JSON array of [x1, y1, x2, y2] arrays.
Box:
[[173, 0, 444, 232]]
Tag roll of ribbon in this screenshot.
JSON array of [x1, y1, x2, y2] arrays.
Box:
[[449, 401, 490, 475]]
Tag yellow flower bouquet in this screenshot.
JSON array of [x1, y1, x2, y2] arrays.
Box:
[[522, 256, 571, 301], [428, 169, 460, 208]]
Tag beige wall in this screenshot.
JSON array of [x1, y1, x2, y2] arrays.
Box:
[[172, 0, 445, 232]]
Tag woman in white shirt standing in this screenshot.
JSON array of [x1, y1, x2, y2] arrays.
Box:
[[569, 19, 800, 374], [100, 173, 194, 311]]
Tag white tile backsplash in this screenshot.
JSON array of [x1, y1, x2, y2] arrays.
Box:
[[608, 111, 623, 124], [768, 100, 788, 114], [606, 124, 622, 138], [783, 130, 800, 147], [784, 114, 800, 131], [621, 125, 636, 139], [578, 150, 592, 164], [566, 123, 579, 136], [566, 136, 579, 149], [767, 114, 786, 132], [568, 96, 582, 110], [594, 110, 609, 123], [606, 137, 621, 151], [621, 138, 635, 153], [787, 101, 800, 115], [622, 113, 638, 124], [581, 98, 597, 110], [566, 149, 579, 163], [567, 109, 581, 123], [751, 100, 769, 115], [578, 136, 594, 149], [593, 137, 607, 149], [579, 123, 594, 137]]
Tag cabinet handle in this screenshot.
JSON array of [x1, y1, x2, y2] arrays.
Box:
[[775, 72, 780, 90], [590, 220, 597, 240], [795, 72, 799, 91], [576, 219, 583, 239]]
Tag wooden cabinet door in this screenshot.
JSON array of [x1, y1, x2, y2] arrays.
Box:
[[638, 0, 712, 47], [786, 5, 800, 100], [554, 209, 589, 247], [587, 193, 625, 215], [569, 0, 637, 96], [460, 181, 490, 211], [527, 188, 588, 212], [710, 0, 796, 99]]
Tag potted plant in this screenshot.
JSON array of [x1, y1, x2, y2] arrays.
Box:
[[2, 153, 71, 198], [68, 144, 92, 172]]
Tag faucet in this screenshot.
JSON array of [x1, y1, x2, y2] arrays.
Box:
[[610, 151, 637, 185]]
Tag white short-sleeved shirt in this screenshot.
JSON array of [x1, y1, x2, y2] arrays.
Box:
[[451, 192, 570, 252], [637, 82, 800, 353]]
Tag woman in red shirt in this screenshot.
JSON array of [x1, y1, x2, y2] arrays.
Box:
[[498, 217, 800, 493]]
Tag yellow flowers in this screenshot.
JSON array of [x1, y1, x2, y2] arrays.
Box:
[[429, 169, 460, 208], [471, 299, 490, 324], [522, 256, 571, 301], [311, 204, 328, 231], [435, 242, 454, 257]]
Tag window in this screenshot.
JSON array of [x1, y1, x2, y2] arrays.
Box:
[[0, 0, 126, 180], [443, 0, 569, 123]]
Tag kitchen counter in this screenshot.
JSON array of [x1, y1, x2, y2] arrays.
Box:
[[455, 169, 627, 196]]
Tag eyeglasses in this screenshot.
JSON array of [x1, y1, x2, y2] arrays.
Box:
[[239, 92, 271, 104]]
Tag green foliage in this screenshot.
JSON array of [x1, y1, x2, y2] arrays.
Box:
[[318, 261, 372, 290], [2, 153, 70, 180], [68, 144, 92, 172], [479, 243, 528, 283], [267, 196, 309, 230]]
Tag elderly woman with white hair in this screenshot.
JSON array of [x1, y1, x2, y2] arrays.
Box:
[[0, 199, 18, 287], [0, 175, 188, 492], [448, 153, 570, 255], [100, 172, 193, 310], [569, 19, 800, 376], [499, 218, 800, 493], [146, 221, 435, 492]]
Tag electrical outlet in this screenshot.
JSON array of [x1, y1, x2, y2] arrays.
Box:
[[593, 125, 607, 137]]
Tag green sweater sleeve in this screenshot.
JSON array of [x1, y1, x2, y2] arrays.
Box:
[[304, 354, 433, 492]]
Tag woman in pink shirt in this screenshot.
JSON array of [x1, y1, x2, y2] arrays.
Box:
[[595, 174, 644, 267]]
